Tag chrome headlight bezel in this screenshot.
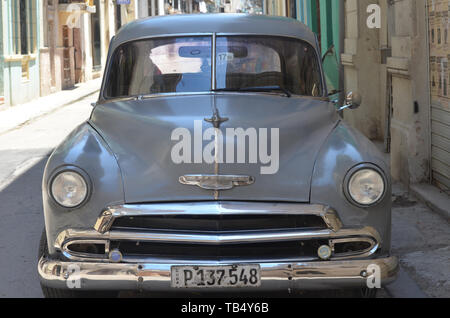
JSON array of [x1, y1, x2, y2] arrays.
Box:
[[343, 164, 387, 207], [48, 166, 91, 209]]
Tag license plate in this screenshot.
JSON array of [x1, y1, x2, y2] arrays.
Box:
[[171, 265, 261, 288]]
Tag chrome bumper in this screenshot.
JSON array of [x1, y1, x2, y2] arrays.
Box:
[[38, 256, 398, 291]]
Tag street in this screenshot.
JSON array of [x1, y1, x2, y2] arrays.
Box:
[[0, 92, 448, 298], [0, 93, 95, 297]]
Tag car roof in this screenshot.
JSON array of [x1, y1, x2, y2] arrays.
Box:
[[110, 13, 318, 51]]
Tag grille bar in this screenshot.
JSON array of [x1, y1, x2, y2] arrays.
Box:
[[94, 202, 343, 233], [111, 214, 327, 232]]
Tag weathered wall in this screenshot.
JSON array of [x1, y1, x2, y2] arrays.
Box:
[[342, 0, 431, 188], [387, 0, 430, 186], [80, 13, 94, 82], [428, 0, 450, 190], [39, 48, 52, 96], [341, 0, 383, 141]]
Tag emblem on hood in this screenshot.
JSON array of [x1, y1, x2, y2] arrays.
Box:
[[204, 112, 228, 129], [179, 174, 255, 190]]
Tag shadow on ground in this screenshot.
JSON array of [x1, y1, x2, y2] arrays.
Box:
[[0, 156, 49, 297]]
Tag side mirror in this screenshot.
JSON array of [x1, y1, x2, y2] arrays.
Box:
[[322, 44, 335, 63], [338, 92, 362, 112]]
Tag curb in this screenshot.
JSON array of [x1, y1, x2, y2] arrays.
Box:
[[410, 183, 450, 220]]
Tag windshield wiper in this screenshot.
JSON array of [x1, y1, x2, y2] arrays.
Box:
[[214, 85, 292, 98]]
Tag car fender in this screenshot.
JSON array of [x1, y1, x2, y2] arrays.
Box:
[[310, 120, 392, 255], [42, 123, 124, 255]]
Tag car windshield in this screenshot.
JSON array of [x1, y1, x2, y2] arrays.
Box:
[[104, 35, 323, 98]]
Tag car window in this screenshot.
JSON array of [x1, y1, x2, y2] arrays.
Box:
[[104, 35, 322, 98], [105, 36, 212, 98], [215, 36, 322, 97]]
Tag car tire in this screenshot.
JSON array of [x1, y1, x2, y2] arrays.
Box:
[[38, 229, 118, 298]]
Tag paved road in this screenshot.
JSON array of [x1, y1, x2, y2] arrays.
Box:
[[0, 93, 448, 297], [0, 94, 95, 297]]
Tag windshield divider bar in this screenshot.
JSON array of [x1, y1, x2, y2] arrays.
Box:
[[211, 33, 216, 91]]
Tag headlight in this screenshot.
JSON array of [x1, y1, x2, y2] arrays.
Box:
[[347, 168, 385, 206], [50, 170, 88, 208]]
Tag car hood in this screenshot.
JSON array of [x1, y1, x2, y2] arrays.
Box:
[[90, 94, 339, 203]]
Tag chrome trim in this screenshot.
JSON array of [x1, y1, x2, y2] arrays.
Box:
[[55, 225, 380, 263], [58, 227, 379, 246], [211, 32, 216, 90], [62, 240, 109, 261], [94, 202, 343, 234], [179, 174, 254, 190], [329, 237, 379, 260], [38, 256, 399, 291], [96, 92, 329, 106]]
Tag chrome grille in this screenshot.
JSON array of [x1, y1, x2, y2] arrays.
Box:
[[110, 214, 328, 232]]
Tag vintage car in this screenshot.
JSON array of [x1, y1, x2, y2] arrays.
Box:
[[38, 14, 398, 297]]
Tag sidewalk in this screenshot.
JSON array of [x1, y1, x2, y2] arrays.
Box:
[[410, 183, 450, 220], [388, 181, 450, 297], [373, 141, 450, 220], [0, 78, 101, 136]]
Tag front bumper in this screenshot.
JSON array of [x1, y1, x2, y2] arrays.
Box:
[[38, 256, 398, 292]]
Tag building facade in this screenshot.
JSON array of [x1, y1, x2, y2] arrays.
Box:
[[38, 0, 140, 97], [0, 0, 40, 107], [289, 0, 449, 192], [428, 0, 450, 191], [340, 0, 449, 192]]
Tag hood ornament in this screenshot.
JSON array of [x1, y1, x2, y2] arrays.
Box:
[[179, 174, 254, 191], [204, 110, 228, 128]]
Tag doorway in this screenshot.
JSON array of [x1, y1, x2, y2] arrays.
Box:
[[91, 0, 101, 70]]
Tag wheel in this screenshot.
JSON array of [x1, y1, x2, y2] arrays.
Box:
[[38, 229, 118, 298]]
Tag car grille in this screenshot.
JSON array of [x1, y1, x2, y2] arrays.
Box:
[[109, 239, 331, 261], [60, 203, 379, 262], [110, 214, 328, 232]]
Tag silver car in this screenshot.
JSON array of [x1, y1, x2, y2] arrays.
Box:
[[38, 14, 398, 297]]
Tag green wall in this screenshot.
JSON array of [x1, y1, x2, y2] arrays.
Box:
[[296, 0, 341, 93]]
